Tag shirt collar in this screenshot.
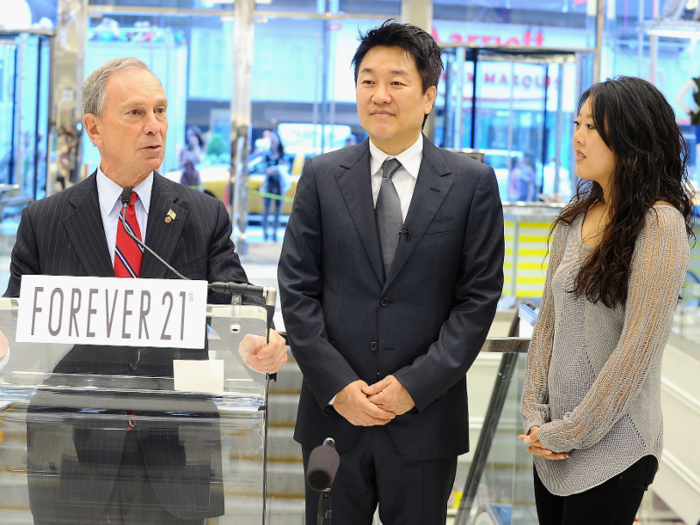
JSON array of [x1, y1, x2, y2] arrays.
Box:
[[96, 166, 154, 215], [369, 134, 424, 178]]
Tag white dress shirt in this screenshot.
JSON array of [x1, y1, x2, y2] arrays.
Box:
[[96, 167, 153, 265], [369, 134, 423, 221]]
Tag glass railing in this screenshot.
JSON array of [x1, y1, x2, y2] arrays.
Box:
[[455, 300, 538, 525]]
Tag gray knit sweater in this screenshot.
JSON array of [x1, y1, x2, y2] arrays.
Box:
[[520, 205, 689, 496]]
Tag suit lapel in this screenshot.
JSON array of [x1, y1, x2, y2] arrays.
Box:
[[383, 137, 453, 292], [141, 173, 188, 279], [63, 173, 114, 277], [335, 141, 384, 285]]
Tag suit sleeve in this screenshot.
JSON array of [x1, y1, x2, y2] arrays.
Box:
[[394, 165, 505, 412], [4, 206, 40, 298], [278, 159, 361, 408], [205, 198, 264, 308]]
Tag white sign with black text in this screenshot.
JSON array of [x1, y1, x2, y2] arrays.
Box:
[[16, 275, 208, 349]]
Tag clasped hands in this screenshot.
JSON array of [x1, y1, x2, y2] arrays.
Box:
[[518, 426, 569, 461], [333, 376, 415, 427]]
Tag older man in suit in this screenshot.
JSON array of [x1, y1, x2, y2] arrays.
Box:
[[5, 57, 287, 524], [278, 21, 505, 525]]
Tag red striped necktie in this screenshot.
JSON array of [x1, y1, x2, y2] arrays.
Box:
[[114, 192, 143, 278]]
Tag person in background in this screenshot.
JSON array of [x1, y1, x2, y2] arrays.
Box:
[[179, 158, 203, 191], [260, 130, 290, 242], [516, 155, 536, 201], [676, 77, 700, 165], [520, 76, 694, 525], [180, 125, 205, 168]]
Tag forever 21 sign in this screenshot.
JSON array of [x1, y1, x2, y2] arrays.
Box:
[[16, 275, 208, 349]]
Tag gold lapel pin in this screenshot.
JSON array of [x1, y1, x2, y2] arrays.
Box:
[[165, 209, 176, 223]]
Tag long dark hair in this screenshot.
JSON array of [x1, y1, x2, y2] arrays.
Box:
[[268, 130, 285, 158], [553, 76, 695, 308]]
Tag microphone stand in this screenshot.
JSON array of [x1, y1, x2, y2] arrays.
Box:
[[119, 190, 269, 298], [260, 286, 276, 525], [317, 488, 332, 525], [119, 187, 279, 524]]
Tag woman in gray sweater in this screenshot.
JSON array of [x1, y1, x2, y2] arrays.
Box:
[[520, 76, 695, 524]]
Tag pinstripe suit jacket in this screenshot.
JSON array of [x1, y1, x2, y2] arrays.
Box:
[[5, 172, 249, 521]]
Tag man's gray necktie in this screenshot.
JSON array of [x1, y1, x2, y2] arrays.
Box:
[[376, 158, 403, 277]]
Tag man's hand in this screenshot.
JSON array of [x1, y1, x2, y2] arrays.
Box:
[[333, 380, 395, 427], [518, 426, 569, 461], [362, 375, 415, 416], [238, 330, 288, 373]]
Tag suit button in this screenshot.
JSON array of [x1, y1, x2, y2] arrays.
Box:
[[370, 342, 378, 352], [380, 297, 390, 307]]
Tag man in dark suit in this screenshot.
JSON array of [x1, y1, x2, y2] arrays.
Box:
[[278, 21, 504, 525], [5, 57, 287, 524]]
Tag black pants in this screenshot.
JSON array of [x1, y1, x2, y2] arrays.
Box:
[[34, 430, 206, 525], [262, 175, 282, 241], [533, 455, 658, 525], [302, 425, 457, 525]]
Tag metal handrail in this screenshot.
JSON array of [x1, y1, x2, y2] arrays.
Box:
[[455, 300, 539, 525]]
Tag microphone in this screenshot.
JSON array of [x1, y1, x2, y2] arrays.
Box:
[[399, 228, 411, 240], [120, 186, 189, 281], [118, 187, 266, 297], [306, 438, 340, 492]]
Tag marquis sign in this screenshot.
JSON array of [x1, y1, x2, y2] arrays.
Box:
[[16, 275, 208, 349]]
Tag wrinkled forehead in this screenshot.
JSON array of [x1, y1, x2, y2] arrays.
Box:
[[105, 68, 166, 105]]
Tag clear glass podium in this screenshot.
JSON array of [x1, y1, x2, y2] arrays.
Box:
[[0, 297, 271, 525]]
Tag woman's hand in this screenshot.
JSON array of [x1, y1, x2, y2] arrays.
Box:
[[518, 426, 570, 461]]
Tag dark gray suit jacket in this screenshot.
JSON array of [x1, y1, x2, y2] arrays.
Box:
[[279, 137, 504, 460], [5, 172, 250, 521]]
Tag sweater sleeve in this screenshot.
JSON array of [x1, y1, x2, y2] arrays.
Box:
[[520, 222, 567, 434], [536, 207, 689, 453]]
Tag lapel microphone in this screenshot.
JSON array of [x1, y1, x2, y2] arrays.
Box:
[[118, 186, 267, 297]]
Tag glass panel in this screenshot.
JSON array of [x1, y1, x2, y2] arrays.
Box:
[[607, 33, 700, 187], [0, 33, 49, 199], [475, 59, 547, 202], [2, 0, 57, 30], [511, 352, 538, 524], [87, 0, 396, 14], [82, 12, 233, 200], [432, 1, 598, 44], [337, 0, 400, 16], [89, 0, 239, 8], [0, 33, 49, 293], [0, 297, 271, 523], [436, 50, 588, 202], [247, 17, 383, 243], [0, 38, 16, 186], [455, 352, 525, 525]]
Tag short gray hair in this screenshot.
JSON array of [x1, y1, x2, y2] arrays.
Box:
[[82, 57, 156, 117]]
